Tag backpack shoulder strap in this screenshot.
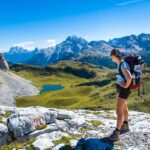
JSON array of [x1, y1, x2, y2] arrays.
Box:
[[118, 61, 127, 83]]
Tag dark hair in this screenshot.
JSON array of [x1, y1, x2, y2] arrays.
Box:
[[110, 48, 125, 58]]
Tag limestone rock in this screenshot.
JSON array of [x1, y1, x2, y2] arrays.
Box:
[[32, 131, 69, 150], [7, 107, 56, 139], [0, 106, 149, 149], [0, 53, 9, 71], [0, 123, 11, 147]]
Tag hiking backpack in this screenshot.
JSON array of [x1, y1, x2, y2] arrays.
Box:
[[118, 54, 144, 91]]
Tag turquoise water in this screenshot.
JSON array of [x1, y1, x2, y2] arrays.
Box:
[[40, 85, 64, 93]]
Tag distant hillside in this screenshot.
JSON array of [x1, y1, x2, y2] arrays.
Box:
[[10, 60, 150, 113], [10, 61, 97, 79]]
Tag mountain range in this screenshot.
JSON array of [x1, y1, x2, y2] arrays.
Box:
[[3, 33, 150, 67]]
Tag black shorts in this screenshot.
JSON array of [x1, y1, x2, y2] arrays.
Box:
[[116, 84, 131, 99]]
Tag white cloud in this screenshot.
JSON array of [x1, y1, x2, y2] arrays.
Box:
[[84, 35, 90, 41], [14, 42, 35, 50], [0, 48, 8, 53], [116, 0, 143, 6], [46, 39, 57, 47]]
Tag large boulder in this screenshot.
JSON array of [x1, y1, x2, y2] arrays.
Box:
[[0, 53, 9, 71], [7, 107, 56, 139], [0, 123, 11, 147], [32, 131, 69, 150]]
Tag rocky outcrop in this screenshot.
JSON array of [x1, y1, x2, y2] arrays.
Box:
[[7, 107, 56, 139], [0, 123, 11, 147], [0, 106, 149, 150], [0, 53, 9, 71]]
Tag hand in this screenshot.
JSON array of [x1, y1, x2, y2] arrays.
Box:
[[120, 81, 127, 88]]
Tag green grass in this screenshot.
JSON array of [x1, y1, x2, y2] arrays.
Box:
[[3, 111, 13, 118], [12, 60, 150, 113], [1, 137, 36, 150], [0, 111, 13, 126], [53, 136, 71, 146], [88, 120, 104, 128]]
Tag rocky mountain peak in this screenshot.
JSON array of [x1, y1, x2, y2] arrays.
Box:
[[33, 47, 39, 53], [66, 35, 83, 41], [9, 46, 28, 54], [65, 35, 88, 46]]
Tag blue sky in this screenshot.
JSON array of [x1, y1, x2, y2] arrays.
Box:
[[0, 0, 150, 52]]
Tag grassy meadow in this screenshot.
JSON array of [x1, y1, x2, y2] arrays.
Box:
[[11, 60, 150, 113]]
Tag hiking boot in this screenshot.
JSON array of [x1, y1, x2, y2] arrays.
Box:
[[120, 122, 129, 134], [106, 129, 120, 142]]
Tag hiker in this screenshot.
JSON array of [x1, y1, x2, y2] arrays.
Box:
[[107, 48, 132, 142]]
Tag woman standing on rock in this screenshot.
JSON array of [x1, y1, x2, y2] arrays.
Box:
[[106, 48, 132, 142]]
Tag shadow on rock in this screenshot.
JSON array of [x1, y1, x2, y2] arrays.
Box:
[[59, 137, 114, 150]]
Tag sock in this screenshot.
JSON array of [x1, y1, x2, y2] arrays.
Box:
[[124, 121, 128, 124]]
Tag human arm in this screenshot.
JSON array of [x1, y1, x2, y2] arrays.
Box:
[[120, 68, 132, 88]]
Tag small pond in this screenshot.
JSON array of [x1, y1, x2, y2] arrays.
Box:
[[40, 85, 64, 93]]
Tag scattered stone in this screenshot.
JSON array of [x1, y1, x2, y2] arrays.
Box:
[[0, 70, 40, 106], [32, 138, 54, 150], [32, 131, 69, 150], [70, 139, 78, 147], [0, 106, 149, 149]]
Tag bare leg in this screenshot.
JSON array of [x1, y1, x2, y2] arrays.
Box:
[[116, 97, 127, 130], [123, 102, 128, 122]]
